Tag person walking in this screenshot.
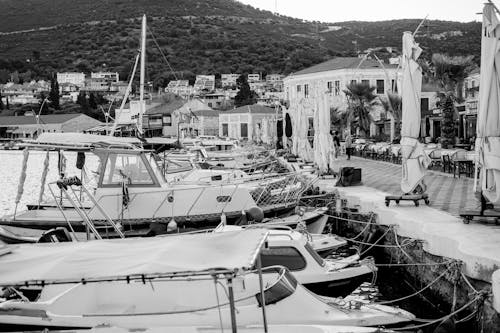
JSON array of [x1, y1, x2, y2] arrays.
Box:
[[345, 132, 353, 160], [333, 131, 340, 158]]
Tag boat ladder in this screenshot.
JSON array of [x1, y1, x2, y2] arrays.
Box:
[[49, 176, 125, 240]]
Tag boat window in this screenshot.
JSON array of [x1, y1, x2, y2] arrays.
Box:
[[102, 153, 155, 186], [255, 268, 298, 307], [304, 242, 325, 267], [260, 246, 306, 271]]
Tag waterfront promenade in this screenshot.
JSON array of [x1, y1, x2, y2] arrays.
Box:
[[330, 156, 480, 216]]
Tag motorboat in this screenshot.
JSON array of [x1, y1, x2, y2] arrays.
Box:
[[215, 225, 374, 297], [0, 133, 311, 235], [0, 230, 415, 331]]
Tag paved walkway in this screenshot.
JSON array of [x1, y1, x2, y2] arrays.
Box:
[[330, 156, 480, 216]]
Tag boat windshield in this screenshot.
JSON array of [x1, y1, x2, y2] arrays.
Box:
[[101, 153, 157, 186], [304, 242, 325, 267], [255, 267, 298, 307]]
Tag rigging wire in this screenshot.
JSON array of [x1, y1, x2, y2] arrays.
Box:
[[147, 25, 179, 81]]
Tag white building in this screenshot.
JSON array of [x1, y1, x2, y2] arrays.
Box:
[[57, 72, 85, 87], [165, 80, 193, 98], [194, 75, 215, 92], [283, 57, 400, 142], [248, 74, 261, 83], [91, 72, 119, 83], [219, 104, 277, 143], [221, 74, 240, 87], [462, 69, 480, 140]]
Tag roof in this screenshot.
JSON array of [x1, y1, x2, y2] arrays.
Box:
[[193, 109, 220, 117], [291, 57, 398, 76], [223, 104, 276, 115], [0, 229, 268, 286], [0, 113, 84, 126]]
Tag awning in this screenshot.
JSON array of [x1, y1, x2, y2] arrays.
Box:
[[0, 229, 268, 286], [12, 127, 38, 135]]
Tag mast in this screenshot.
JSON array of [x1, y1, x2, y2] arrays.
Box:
[[138, 14, 147, 134]]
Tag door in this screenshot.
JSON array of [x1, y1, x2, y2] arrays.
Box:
[[240, 123, 248, 139]]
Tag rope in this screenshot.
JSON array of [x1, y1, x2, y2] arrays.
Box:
[[360, 226, 394, 256], [148, 26, 178, 81], [390, 295, 482, 331], [375, 264, 453, 305], [374, 260, 454, 267]]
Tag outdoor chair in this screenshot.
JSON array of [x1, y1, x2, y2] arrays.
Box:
[[452, 150, 473, 178], [442, 154, 453, 173], [428, 150, 442, 170]]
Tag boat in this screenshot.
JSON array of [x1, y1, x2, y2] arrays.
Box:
[[214, 224, 375, 297], [0, 229, 415, 330], [0, 132, 311, 236]]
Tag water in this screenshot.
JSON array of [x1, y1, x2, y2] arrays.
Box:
[[0, 150, 99, 216]]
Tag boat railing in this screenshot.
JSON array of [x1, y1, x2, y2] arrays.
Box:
[[47, 177, 125, 240]]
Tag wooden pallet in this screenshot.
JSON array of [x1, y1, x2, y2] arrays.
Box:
[[384, 193, 430, 207], [459, 209, 500, 224]]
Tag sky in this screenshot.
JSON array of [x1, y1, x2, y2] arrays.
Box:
[[237, 0, 485, 23]]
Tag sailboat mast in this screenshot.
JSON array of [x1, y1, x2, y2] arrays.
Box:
[[138, 14, 147, 134]]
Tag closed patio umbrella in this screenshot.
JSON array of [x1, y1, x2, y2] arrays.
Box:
[[476, 3, 500, 205], [313, 89, 334, 173], [400, 31, 431, 194]]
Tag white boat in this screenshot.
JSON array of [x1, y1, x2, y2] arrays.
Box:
[[0, 133, 310, 234], [215, 225, 375, 297], [0, 230, 414, 330]]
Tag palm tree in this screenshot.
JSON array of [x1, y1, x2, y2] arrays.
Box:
[[428, 54, 475, 148], [379, 92, 402, 141], [344, 82, 379, 137]]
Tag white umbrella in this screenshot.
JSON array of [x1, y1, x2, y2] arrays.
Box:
[[476, 3, 500, 205], [400, 31, 431, 194], [261, 117, 270, 144]]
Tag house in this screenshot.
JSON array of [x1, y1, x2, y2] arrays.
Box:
[[165, 80, 193, 99], [190, 109, 220, 136], [0, 113, 102, 139], [219, 104, 277, 143], [283, 56, 400, 141], [221, 74, 240, 87], [461, 69, 480, 141], [142, 97, 212, 137], [248, 74, 261, 83], [57, 72, 85, 87], [420, 83, 441, 141], [194, 75, 215, 93], [91, 72, 119, 83], [0, 81, 50, 105]]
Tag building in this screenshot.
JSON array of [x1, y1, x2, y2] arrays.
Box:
[[194, 75, 215, 93], [142, 97, 212, 137], [219, 104, 277, 143], [91, 72, 119, 83], [0, 81, 50, 105], [283, 57, 399, 140], [462, 69, 480, 141], [248, 74, 261, 83], [191, 109, 220, 136], [165, 80, 193, 98], [57, 72, 85, 87], [221, 74, 240, 87], [419, 83, 441, 141], [0, 114, 102, 139]]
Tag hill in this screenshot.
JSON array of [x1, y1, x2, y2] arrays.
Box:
[[0, 0, 481, 86]]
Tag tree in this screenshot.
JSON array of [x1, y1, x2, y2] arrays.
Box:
[[88, 93, 98, 109], [0, 91, 4, 111], [379, 92, 402, 140], [344, 82, 379, 137], [49, 75, 60, 110], [77, 91, 89, 111], [428, 54, 475, 148], [234, 74, 257, 107]]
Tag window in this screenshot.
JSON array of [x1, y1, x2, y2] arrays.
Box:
[[296, 85, 301, 93], [304, 84, 309, 98], [351, 79, 357, 85], [148, 116, 162, 128], [361, 79, 369, 86], [464, 82, 469, 98], [376, 79, 385, 94], [222, 123, 228, 136], [327, 81, 333, 94], [102, 153, 155, 186], [162, 115, 172, 126], [260, 246, 307, 271], [240, 123, 248, 138], [255, 267, 298, 307], [334, 80, 340, 96], [421, 98, 429, 113]]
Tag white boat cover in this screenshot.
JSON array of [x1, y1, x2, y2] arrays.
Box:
[[476, 3, 500, 205], [292, 102, 314, 162], [31, 132, 142, 147], [400, 32, 431, 194], [0, 229, 268, 286]]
